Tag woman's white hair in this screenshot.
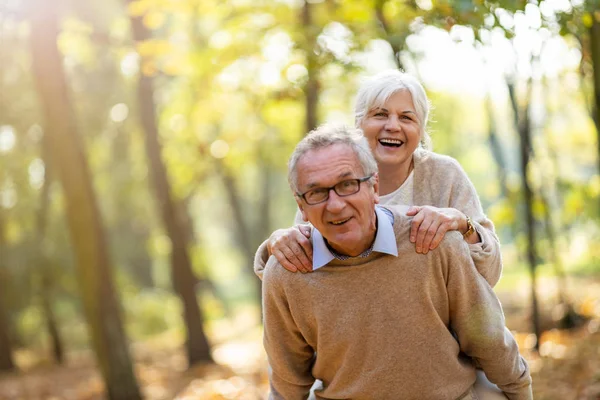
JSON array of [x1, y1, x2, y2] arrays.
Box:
[[288, 124, 378, 194], [354, 70, 432, 150]]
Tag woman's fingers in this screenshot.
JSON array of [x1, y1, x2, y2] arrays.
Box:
[[405, 205, 421, 217], [410, 206, 458, 254], [414, 217, 433, 253], [269, 226, 314, 273], [409, 207, 424, 243]]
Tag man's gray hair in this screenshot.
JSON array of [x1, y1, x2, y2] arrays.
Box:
[[354, 70, 431, 150], [288, 124, 378, 194]]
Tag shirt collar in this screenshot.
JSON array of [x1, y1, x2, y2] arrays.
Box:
[[311, 205, 398, 270]]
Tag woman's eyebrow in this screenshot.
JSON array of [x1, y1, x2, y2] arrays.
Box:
[[376, 107, 416, 114]]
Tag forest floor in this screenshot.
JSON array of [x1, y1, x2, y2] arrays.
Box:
[[0, 277, 599, 400]]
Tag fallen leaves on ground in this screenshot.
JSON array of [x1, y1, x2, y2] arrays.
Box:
[[1, 285, 600, 400]]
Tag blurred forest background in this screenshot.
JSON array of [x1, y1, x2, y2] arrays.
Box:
[[0, 0, 599, 399]]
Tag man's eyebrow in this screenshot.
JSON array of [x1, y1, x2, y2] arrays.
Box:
[[304, 171, 354, 189]]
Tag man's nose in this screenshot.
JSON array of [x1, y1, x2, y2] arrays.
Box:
[[325, 189, 346, 212]]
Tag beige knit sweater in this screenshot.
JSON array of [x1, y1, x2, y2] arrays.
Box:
[[256, 150, 503, 287], [261, 206, 531, 400]]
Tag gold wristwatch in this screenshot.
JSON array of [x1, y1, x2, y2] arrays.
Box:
[[463, 215, 475, 239]]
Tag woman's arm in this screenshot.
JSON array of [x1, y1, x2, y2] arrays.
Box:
[[407, 152, 503, 287], [254, 224, 314, 280]]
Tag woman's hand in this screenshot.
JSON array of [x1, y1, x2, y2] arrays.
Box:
[[406, 206, 477, 254], [267, 225, 313, 273]]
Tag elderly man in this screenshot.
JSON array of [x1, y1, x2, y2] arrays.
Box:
[[259, 124, 532, 400]]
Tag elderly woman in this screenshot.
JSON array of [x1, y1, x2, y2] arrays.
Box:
[[255, 70, 506, 399]]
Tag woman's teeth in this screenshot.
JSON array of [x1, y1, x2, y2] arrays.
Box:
[[379, 138, 404, 147]]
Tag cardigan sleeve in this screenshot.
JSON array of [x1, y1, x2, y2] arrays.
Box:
[[442, 157, 503, 287], [263, 261, 315, 399], [442, 233, 532, 400], [253, 239, 270, 281]]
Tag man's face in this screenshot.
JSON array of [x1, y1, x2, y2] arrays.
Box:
[[294, 143, 379, 256]]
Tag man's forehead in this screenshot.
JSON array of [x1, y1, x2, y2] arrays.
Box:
[[296, 145, 363, 188]]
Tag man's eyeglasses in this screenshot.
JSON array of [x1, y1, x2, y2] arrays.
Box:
[[297, 175, 373, 205]]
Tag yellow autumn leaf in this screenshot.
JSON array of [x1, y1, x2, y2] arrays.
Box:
[[162, 61, 185, 76], [128, 0, 149, 17], [144, 11, 166, 30], [142, 60, 158, 76], [136, 39, 172, 57]]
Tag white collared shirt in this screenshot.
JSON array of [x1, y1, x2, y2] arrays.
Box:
[[311, 205, 400, 270]]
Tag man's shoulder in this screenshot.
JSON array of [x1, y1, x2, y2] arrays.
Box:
[[263, 256, 288, 285], [379, 205, 412, 236], [263, 256, 307, 286]]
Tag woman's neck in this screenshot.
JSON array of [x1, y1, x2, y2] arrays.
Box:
[[378, 158, 414, 196]]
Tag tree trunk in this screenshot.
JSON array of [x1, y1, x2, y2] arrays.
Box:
[[111, 126, 154, 288], [29, 3, 141, 398], [217, 159, 263, 305], [37, 138, 64, 364], [589, 20, 600, 190], [302, 0, 319, 133], [0, 211, 16, 372], [374, 0, 404, 70], [485, 95, 510, 200], [508, 81, 542, 350], [127, 8, 212, 365]]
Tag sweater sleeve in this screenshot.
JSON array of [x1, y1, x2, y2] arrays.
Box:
[[263, 261, 315, 399], [442, 233, 532, 400], [253, 209, 310, 281], [445, 158, 503, 287]]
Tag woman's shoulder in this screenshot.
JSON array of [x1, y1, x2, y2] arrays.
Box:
[[414, 149, 465, 173]]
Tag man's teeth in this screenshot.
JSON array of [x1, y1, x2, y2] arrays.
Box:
[[379, 138, 403, 146], [331, 218, 350, 225]]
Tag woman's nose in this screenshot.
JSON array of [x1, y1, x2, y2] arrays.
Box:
[[384, 115, 400, 131]]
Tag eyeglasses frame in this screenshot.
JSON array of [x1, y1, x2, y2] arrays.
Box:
[[296, 175, 374, 205]]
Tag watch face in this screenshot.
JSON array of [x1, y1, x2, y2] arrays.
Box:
[[463, 216, 474, 238]]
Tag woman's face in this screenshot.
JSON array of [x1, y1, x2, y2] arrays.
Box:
[[359, 90, 421, 171]]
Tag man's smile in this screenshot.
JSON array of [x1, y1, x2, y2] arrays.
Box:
[[329, 217, 352, 226]]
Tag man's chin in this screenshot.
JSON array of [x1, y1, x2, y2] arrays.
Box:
[[327, 234, 360, 254]]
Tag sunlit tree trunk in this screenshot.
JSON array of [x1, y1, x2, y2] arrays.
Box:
[[537, 78, 580, 330], [485, 95, 510, 200], [127, 8, 212, 365], [374, 0, 405, 70], [29, 3, 141, 398], [589, 20, 600, 188], [302, 0, 319, 133], [0, 210, 16, 372], [507, 81, 541, 351], [111, 125, 154, 288], [218, 158, 263, 305], [36, 139, 64, 364], [175, 196, 232, 317]]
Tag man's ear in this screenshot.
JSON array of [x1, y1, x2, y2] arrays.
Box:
[[295, 196, 309, 222], [372, 172, 380, 204]]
